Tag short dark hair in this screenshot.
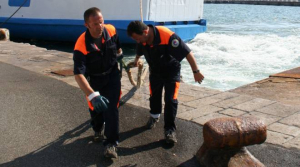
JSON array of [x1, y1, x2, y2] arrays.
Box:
[[84, 7, 101, 23], [127, 21, 148, 37]]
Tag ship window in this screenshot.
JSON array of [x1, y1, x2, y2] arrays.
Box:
[[9, 0, 31, 7]]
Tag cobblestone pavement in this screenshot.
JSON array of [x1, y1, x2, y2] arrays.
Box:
[[1, 40, 300, 151]]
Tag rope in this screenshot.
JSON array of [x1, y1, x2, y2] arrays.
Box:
[[0, 0, 29, 27], [121, 59, 148, 88], [140, 0, 143, 22], [117, 0, 146, 88]]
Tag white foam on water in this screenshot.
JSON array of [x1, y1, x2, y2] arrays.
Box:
[[181, 33, 300, 91]]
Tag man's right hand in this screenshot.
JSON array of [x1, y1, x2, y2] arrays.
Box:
[[91, 95, 109, 114]]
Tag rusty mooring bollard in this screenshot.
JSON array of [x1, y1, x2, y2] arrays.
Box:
[[196, 116, 267, 167], [0, 28, 10, 41]]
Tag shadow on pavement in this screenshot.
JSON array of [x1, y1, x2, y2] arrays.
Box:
[[0, 120, 114, 167], [0, 103, 203, 167]]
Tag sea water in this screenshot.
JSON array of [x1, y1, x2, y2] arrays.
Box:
[[23, 4, 299, 91], [180, 4, 300, 91]]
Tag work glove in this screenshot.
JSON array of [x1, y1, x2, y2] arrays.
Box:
[[91, 95, 109, 114]]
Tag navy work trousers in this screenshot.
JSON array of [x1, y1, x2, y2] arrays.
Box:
[[88, 69, 121, 146], [149, 73, 180, 131]]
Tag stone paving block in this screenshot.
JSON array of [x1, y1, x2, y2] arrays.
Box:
[[60, 77, 78, 88], [18, 51, 50, 59], [177, 93, 198, 103], [23, 61, 58, 74], [212, 95, 254, 108], [179, 83, 219, 92], [190, 86, 222, 94], [184, 96, 222, 108], [266, 131, 294, 145], [120, 89, 140, 105], [120, 81, 131, 88], [126, 98, 150, 110], [130, 92, 149, 100], [280, 112, 300, 128], [283, 136, 300, 150], [136, 86, 150, 95], [49, 63, 73, 72], [120, 81, 131, 87], [177, 105, 223, 121], [0, 52, 10, 57], [0, 49, 13, 55], [243, 111, 282, 126], [219, 108, 247, 117], [209, 92, 240, 100], [179, 89, 213, 99], [36, 54, 71, 63], [232, 98, 276, 112], [177, 104, 195, 114], [268, 123, 300, 137], [192, 112, 230, 125], [121, 81, 136, 90], [54, 59, 73, 65], [49, 51, 73, 59], [256, 103, 300, 117], [179, 84, 222, 98], [177, 111, 194, 120], [177, 83, 199, 91], [121, 89, 129, 97], [126, 92, 150, 109]]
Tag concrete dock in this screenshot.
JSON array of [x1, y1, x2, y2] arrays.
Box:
[[1, 40, 300, 166]]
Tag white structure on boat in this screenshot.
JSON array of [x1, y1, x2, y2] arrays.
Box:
[[0, 0, 206, 43]]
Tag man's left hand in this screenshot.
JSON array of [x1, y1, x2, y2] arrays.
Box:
[[194, 72, 204, 84]]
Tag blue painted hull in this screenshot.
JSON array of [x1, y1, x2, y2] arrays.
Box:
[[0, 18, 206, 43]]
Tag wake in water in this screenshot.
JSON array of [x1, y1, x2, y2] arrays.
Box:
[[181, 32, 300, 91], [122, 4, 300, 91]]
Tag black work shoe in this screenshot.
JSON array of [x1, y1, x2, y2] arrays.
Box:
[[146, 117, 159, 129], [165, 129, 177, 144], [94, 132, 104, 142], [94, 125, 105, 142], [104, 144, 118, 158]]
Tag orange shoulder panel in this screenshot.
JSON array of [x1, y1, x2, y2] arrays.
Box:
[[74, 32, 88, 55], [156, 26, 174, 45], [104, 24, 117, 37]]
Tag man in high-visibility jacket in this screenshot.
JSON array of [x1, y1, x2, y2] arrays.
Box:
[[127, 21, 204, 144], [73, 7, 122, 158]]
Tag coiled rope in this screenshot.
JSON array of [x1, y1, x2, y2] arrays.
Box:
[[121, 59, 148, 88], [118, 0, 148, 89]]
